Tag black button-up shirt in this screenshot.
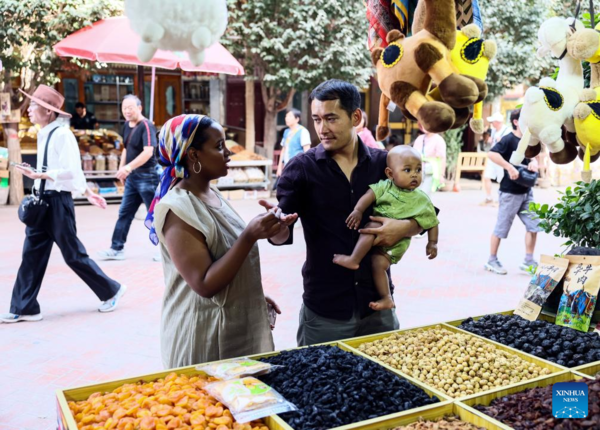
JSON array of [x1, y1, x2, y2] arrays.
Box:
[[273, 139, 392, 320]]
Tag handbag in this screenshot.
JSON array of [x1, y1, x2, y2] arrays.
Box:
[[514, 164, 538, 188], [18, 127, 58, 228]]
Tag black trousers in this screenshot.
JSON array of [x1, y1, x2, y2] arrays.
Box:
[[10, 191, 120, 315]]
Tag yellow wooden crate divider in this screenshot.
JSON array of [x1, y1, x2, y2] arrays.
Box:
[[56, 315, 600, 430]]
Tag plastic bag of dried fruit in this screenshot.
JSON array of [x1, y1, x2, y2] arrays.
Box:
[[204, 377, 297, 423], [196, 358, 281, 380]]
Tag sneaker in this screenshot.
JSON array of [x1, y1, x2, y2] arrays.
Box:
[[0, 313, 43, 323], [519, 261, 539, 273], [479, 198, 494, 207], [153, 253, 161, 262], [97, 249, 125, 261], [484, 260, 508, 275], [98, 284, 127, 313]]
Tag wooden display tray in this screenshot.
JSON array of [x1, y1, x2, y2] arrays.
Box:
[[458, 371, 592, 430], [339, 323, 565, 401], [57, 342, 449, 430], [572, 362, 600, 379], [446, 310, 600, 371], [338, 402, 506, 430]]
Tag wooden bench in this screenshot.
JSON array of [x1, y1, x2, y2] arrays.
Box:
[[453, 152, 488, 192]]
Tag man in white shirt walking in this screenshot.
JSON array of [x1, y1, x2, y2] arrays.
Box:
[[481, 112, 511, 206], [1, 85, 126, 324]]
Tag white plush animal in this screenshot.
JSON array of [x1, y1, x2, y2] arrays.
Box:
[[125, 0, 228, 66], [512, 17, 583, 165]]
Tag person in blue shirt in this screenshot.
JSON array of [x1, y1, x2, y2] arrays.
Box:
[[276, 109, 311, 178]]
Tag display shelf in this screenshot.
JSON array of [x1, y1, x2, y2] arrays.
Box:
[[215, 159, 273, 191], [445, 309, 600, 371], [217, 181, 270, 190], [573, 361, 600, 379], [83, 170, 118, 180], [90, 82, 134, 86], [458, 371, 592, 430], [339, 402, 505, 430], [340, 323, 565, 401], [228, 160, 272, 167], [55, 311, 600, 430], [57, 342, 448, 430]]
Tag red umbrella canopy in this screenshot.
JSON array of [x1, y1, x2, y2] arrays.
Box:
[[54, 16, 244, 75]]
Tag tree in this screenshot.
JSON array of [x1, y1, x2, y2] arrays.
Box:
[[480, 0, 555, 99], [224, 0, 373, 157], [0, 0, 122, 204]]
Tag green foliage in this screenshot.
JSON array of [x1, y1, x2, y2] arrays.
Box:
[[529, 180, 600, 249], [0, 0, 123, 97], [224, 0, 372, 98], [480, 0, 555, 99], [442, 124, 466, 181]]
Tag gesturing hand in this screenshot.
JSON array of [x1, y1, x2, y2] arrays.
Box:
[[245, 212, 282, 242], [257, 199, 298, 236]]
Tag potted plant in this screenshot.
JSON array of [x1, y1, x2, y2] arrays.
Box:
[[529, 180, 600, 251], [439, 125, 466, 192], [529, 180, 600, 323]]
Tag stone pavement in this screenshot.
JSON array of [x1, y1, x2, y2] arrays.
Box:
[[0, 181, 567, 429]]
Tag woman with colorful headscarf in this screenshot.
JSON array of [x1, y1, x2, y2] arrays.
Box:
[[145, 114, 298, 367]]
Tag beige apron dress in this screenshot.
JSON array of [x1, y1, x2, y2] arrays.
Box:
[[154, 187, 274, 368]]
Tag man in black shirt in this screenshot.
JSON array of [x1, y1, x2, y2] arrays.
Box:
[[71, 102, 98, 130], [98, 95, 159, 261], [485, 109, 542, 275], [264, 80, 426, 346]]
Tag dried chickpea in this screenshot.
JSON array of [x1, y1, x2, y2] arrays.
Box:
[[356, 327, 551, 398]]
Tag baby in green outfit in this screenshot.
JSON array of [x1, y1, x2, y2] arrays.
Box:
[[333, 145, 440, 311]]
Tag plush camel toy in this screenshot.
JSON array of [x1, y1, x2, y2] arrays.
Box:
[[571, 23, 600, 168], [512, 17, 584, 165], [427, 24, 496, 134], [372, 0, 484, 139], [125, 0, 228, 66], [573, 66, 600, 165]]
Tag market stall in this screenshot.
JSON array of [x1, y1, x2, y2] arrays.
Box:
[[212, 140, 272, 192], [56, 307, 600, 430]]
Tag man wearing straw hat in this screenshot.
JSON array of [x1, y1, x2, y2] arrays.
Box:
[[0, 85, 126, 323]]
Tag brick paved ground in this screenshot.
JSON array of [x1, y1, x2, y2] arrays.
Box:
[[0, 180, 566, 429]]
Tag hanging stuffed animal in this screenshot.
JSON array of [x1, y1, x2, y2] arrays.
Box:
[[572, 23, 600, 172], [125, 0, 228, 66], [511, 17, 585, 165], [372, 0, 485, 139], [573, 85, 600, 163], [428, 24, 496, 134]]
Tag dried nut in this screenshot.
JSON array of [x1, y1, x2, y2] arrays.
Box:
[[357, 327, 550, 398]]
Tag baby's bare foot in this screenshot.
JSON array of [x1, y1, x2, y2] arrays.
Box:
[[332, 254, 360, 270], [369, 296, 395, 311]]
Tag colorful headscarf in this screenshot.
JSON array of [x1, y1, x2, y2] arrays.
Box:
[[145, 114, 208, 245]]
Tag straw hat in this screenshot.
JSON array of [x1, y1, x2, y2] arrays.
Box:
[[18, 85, 72, 118]]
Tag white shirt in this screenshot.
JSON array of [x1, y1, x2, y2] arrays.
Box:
[[491, 125, 510, 146], [34, 119, 87, 194]]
